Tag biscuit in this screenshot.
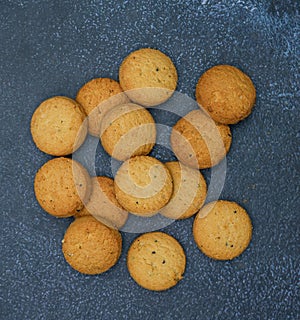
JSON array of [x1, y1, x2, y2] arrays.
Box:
[[160, 161, 207, 219], [127, 232, 186, 291], [195, 65, 256, 124], [76, 78, 129, 136], [34, 157, 91, 218], [100, 103, 156, 161], [62, 216, 122, 275], [170, 110, 232, 169], [119, 48, 178, 106], [74, 176, 128, 229], [114, 156, 173, 216], [193, 200, 252, 260], [31, 96, 87, 156]]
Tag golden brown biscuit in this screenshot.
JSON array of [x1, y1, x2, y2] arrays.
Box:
[[114, 156, 173, 216], [127, 232, 186, 291], [62, 216, 122, 275], [34, 157, 91, 218], [195, 65, 256, 124], [100, 103, 156, 161], [76, 78, 129, 136], [170, 110, 232, 169], [31, 96, 87, 156], [119, 48, 178, 106], [74, 176, 128, 229], [160, 161, 207, 219], [193, 200, 252, 260]]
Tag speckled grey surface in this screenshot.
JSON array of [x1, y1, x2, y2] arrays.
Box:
[[1, 0, 299, 319]]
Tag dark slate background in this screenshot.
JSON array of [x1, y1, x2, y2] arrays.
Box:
[[1, 0, 299, 319]]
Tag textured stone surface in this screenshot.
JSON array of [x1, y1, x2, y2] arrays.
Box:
[[1, 0, 299, 319]]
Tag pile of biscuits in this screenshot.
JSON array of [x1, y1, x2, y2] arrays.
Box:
[[31, 48, 256, 291]]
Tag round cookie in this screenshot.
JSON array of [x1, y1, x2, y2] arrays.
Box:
[[100, 103, 156, 161], [193, 200, 252, 260], [195, 65, 256, 124], [160, 161, 207, 219], [74, 176, 128, 229], [31, 96, 87, 156], [62, 216, 122, 275], [34, 157, 91, 218], [170, 109, 232, 169], [127, 232, 186, 291], [119, 48, 178, 106], [76, 78, 129, 136], [114, 156, 173, 216]]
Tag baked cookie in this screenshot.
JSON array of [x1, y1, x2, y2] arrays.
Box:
[[31, 96, 87, 156], [100, 103, 156, 161], [160, 161, 207, 219], [62, 216, 122, 275], [193, 200, 252, 260], [76, 78, 129, 136], [195, 65, 256, 124], [127, 232, 186, 291], [119, 48, 178, 106], [74, 176, 128, 229], [170, 110, 232, 169], [114, 156, 173, 216], [34, 157, 91, 218]]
